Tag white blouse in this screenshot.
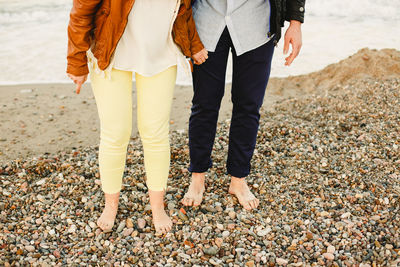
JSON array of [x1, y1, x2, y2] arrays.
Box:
[[87, 0, 190, 78], [113, 0, 178, 76]]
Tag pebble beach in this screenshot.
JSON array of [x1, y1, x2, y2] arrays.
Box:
[[1, 49, 400, 266]]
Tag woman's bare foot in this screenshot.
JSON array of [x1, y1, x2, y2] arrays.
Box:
[[97, 192, 120, 232], [182, 172, 205, 207], [149, 190, 172, 233], [228, 176, 259, 210]]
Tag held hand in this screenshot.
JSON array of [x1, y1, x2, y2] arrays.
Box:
[[192, 48, 208, 65], [283, 20, 302, 66], [67, 73, 88, 94]]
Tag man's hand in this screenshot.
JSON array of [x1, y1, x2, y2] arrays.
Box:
[[67, 73, 88, 94], [192, 48, 208, 65], [283, 20, 302, 66]]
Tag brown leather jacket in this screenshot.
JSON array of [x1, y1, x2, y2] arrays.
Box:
[[67, 0, 204, 76]]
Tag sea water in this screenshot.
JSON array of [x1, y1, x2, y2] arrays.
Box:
[[0, 0, 399, 85]]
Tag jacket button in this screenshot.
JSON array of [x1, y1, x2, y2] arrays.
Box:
[[299, 7, 304, 12]]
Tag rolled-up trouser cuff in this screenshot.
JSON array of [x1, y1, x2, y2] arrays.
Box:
[[227, 164, 250, 178], [188, 161, 212, 173]]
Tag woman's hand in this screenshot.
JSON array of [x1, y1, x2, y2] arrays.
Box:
[[67, 73, 88, 94], [192, 48, 208, 65]]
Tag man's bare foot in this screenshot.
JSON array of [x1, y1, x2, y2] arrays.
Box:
[[97, 192, 120, 232], [182, 172, 205, 207], [149, 190, 173, 233], [228, 176, 259, 210]]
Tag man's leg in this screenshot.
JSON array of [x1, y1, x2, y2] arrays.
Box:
[[182, 28, 231, 207], [227, 39, 275, 210]]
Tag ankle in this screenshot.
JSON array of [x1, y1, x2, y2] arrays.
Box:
[[104, 192, 120, 207], [230, 176, 246, 185], [192, 172, 206, 182], [148, 190, 166, 212]]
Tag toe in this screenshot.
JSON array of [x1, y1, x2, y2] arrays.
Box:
[[251, 199, 258, 209], [182, 197, 191, 206], [193, 198, 201, 206], [186, 198, 194, 206], [242, 201, 252, 210], [181, 198, 187, 205]]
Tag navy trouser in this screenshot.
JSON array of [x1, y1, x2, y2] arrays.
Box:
[[188, 27, 275, 178]]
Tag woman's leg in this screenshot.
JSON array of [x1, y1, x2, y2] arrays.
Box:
[[136, 65, 177, 233], [91, 68, 133, 231]]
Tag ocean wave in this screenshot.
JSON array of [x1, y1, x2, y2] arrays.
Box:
[[306, 0, 400, 21]]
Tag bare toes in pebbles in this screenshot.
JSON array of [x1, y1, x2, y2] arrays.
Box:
[[153, 210, 173, 234], [228, 177, 259, 210], [182, 173, 205, 207]]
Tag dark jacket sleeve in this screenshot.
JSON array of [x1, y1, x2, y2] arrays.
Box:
[[285, 0, 305, 23], [67, 0, 102, 76]]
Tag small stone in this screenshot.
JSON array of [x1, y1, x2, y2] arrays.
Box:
[[137, 218, 146, 229], [178, 210, 188, 221], [323, 253, 334, 261], [257, 227, 271, 237], [385, 244, 393, 249], [53, 250, 61, 258], [25, 245, 35, 252], [167, 202, 175, 210], [222, 231, 230, 238], [341, 212, 351, 219], [203, 246, 218, 256], [117, 221, 126, 232], [68, 224, 77, 233], [36, 218, 43, 225], [246, 260, 255, 267], [36, 179, 46, 185], [306, 232, 313, 239], [327, 245, 335, 254], [276, 258, 288, 265], [228, 211, 236, 219], [126, 218, 134, 228], [371, 215, 380, 221], [320, 211, 329, 217], [88, 221, 96, 229], [215, 238, 223, 248], [283, 225, 291, 232], [216, 223, 224, 231], [123, 228, 134, 237]]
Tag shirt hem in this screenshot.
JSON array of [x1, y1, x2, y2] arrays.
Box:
[[234, 35, 275, 56], [113, 63, 178, 77]]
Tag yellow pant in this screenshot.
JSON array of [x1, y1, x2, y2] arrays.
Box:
[[90, 66, 177, 193]]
